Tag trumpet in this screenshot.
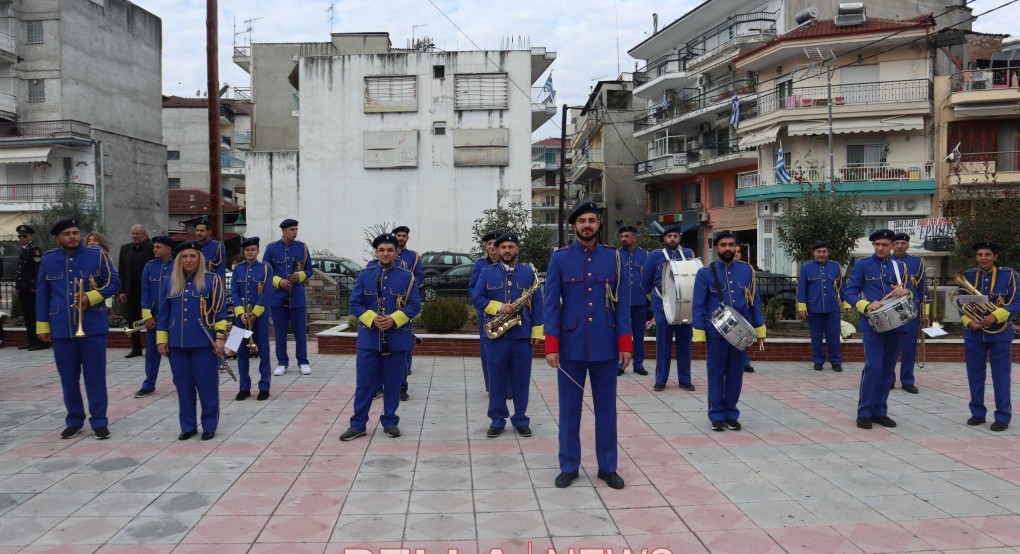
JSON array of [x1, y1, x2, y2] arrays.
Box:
[[123, 319, 148, 335], [950, 271, 1010, 335], [73, 278, 86, 337]]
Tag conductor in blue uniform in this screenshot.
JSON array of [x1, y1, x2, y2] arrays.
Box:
[[195, 217, 226, 280], [545, 201, 632, 490], [134, 235, 175, 397], [473, 233, 543, 438], [691, 231, 765, 431], [36, 217, 120, 440], [469, 230, 502, 392], [642, 225, 696, 391], [891, 232, 925, 394], [843, 229, 912, 430], [157, 241, 228, 440], [393, 225, 424, 401], [263, 219, 313, 376], [959, 241, 1020, 431], [618, 226, 648, 376], [339, 233, 422, 441], [796, 240, 846, 372], [231, 237, 273, 401]]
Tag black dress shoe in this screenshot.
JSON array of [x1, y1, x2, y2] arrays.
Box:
[[94, 427, 110, 440], [26, 343, 48, 351], [134, 388, 153, 398], [486, 426, 504, 438], [515, 425, 532, 437], [711, 421, 726, 432], [617, 369, 624, 376], [991, 421, 1009, 432], [125, 350, 142, 359], [871, 415, 897, 428], [60, 426, 82, 439], [235, 390, 251, 401], [383, 426, 401, 438], [725, 419, 741, 431], [832, 365, 843, 372], [18, 343, 31, 350], [597, 470, 625, 489], [257, 390, 270, 401], [339, 428, 366, 441], [653, 383, 665, 391], [555, 471, 579, 488], [634, 367, 648, 375], [967, 416, 987, 426], [856, 417, 873, 429], [813, 363, 823, 371], [902, 384, 919, 394], [201, 432, 215, 441], [744, 365, 755, 373], [178, 431, 197, 440], [400, 390, 410, 401], [678, 382, 695, 391]]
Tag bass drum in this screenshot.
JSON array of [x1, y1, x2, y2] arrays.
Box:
[[661, 258, 703, 324]]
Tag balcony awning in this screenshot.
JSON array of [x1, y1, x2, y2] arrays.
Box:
[[787, 116, 925, 136], [954, 103, 1020, 118], [0, 146, 53, 164], [738, 124, 783, 149], [712, 205, 757, 232]]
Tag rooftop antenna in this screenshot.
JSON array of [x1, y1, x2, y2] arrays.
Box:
[[328, 3, 337, 33], [233, 16, 262, 49], [413, 24, 427, 46]]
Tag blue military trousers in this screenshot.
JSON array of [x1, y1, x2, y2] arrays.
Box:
[[53, 335, 109, 429], [965, 340, 1013, 424], [808, 312, 843, 366], [167, 347, 220, 433], [141, 329, 164, 393], [237, 315, 272, 392], [477, 313, 490, 391], [706, 336, 745, 422], [621, 305, 647, 370], [653, 311, 692, 386], [893, 317, 920, 386], [351, 348, 405, 431], [858, 324, 902, 418], [270, 305, 308, 367], [558, 358, 617, 473], [485, 338, 532, 429]]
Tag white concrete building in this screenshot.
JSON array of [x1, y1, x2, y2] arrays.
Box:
[[237, 32, 556, 259]]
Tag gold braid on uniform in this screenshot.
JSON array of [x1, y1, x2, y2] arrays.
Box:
[[89, 250, 116, 292], [200, 276, 226, 334], [605, 248, 621, 311], [745, 266, 758, 306], [398, 274, 415, 310]]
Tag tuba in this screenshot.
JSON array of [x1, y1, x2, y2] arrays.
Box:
[[951, 271, 1010, 335], [485, 274, 541, 339]]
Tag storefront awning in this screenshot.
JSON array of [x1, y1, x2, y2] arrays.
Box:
[[954, 103, 1020, 118], [738, 124, 783, 149], [712, 205, 757, 232], [0, 212, 31, 239], [788, 116, 925, 136], [0, 146, 52, 164]]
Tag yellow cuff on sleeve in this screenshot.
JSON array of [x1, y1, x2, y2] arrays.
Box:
[[855, 300, 870, 314], [85, 290, 103, 306], [796, 302, 807, 312], [842, 301, 852, 311], [692, 328, 706, 343], [993, 307, 1010, 324], [273, 276, 283, 288], [213, 320, 227, 332], [484, 301, 502, 316], [37, 321, 51, 335], [391, 310, 410, 328], [531, 325, 544, 339], [233, 306, 245, 316], [157, 330, 169, 344], [755, 325, 767, 339], [297, 272, 308, 283], [962, 315, 973, 326], [358, 310, 378, 328], [252, 306, 265, 318], [141, 308, 153, 320]]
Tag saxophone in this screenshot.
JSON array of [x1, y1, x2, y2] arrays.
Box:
[[485, 271, 541, 339]]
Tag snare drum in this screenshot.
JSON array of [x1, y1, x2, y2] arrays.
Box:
[[864, 294, 917, 333], [710, 306, 758, 351]]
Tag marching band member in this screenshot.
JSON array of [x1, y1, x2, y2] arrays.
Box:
[[264, 219, 313, 376], [797, 240, 846, 373], [692, 231, 765, 432], [134, 236, 174, 397], [156, 241, 228, 440], [618, 226, 649, 376], [734, 243, 754, 373], [469, 231, 504, 393], [545, 201, 632, 489], [339, 233, 421, 441], [231, 237, 273, 401], [392, 225, 423, 401], [642, 225, 696, 391], [959, 241, 1019, 431], [194, 217, 226, 280], [843, 229, 911, 430], [472, 233, 543, 438], [891, 233, 925, 394], [36, 217, 120, 440]]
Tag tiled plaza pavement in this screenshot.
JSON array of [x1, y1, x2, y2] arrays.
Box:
[[2, 344, 1020, 553]]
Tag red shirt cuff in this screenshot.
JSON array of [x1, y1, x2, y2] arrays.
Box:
[[544, 335, 559, 354], [617, 334, 633, 353]]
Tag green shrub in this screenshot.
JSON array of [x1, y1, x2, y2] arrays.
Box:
[[347, 314, 360, 331], [764, 297, 785, 329], [465, 306, 478, 327], [420, 298, 469, 334]]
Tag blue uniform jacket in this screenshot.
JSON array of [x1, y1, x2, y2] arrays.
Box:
[[468, 256, 498, 307], [350, 263, 422, 351], [230, 259, 271, 319], [199, 239, 226, 280], [156, 273, 228, 348], [642, 247, 695, 312], [895, 253, 927, 311], [796, 260, 845, 314], [959, 266, 1020, 343], [843, 254, 912, 331], [621, 246, 648, 307], [36, 245, 120, 338], [262, 239, 313, 308], [472, 262, 544, 340], [398, 248, 424, 290], [691, 260, 766, 342], [544, 242, 631, 361], [141, 258, 174, 321]]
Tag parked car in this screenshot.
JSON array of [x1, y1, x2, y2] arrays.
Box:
[[421, 251, 477, 276], [421, 263, 474, 302], [756, 271, 798, 320], [311, 257, 363, 290]]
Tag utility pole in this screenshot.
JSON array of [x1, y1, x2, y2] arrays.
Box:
[[826, 60, 835, 186], [558, 104, 567, 246], [207, 0, 223, 240]]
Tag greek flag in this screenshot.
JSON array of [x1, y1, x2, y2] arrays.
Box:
[[661, 91, 669, 111], [729, 94, 740, 129], [776, 141, 791, 185], [542, 74, 554, 103]]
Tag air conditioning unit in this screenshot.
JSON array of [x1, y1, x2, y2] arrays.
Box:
[[773, 200, 786, 216], [697, 73, 712, 88], [698, 211, 709, 222]]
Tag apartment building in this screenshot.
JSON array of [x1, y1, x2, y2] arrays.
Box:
[[531, 137, 572, 236]]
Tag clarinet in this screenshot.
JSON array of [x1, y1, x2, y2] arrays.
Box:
[[377, 274, 390, 356]]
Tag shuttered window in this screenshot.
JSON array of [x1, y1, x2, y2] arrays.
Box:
[[364, 76, 418, 113], [454, 74, 509, 110]]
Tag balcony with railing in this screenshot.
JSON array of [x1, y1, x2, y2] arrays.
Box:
[[0, 91, 14, 119], [532, 86, 557, 130], [635, 152, 692, 182], [634, 73, 756, 135], [221, 153, 246, 176], [236, 131, 251, 146], [233, 87, 252, 101], [233, 46, 251, 72], [950, 151, 1020, 185], [0, 183, 95, 204], [738, 79, 931, 124], [689, 142, 756, 171], [0, 31, 15, 61], [0, 120, 92, 144], [571, 148, 604, 182], [736, 162, 935, 200], [948, 70, 1020, 105], [683, 12, 778, 71]]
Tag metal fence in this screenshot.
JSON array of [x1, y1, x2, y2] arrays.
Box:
[[0, 119, 91, 141]]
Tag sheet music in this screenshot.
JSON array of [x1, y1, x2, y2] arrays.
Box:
[[225, 325, 253, 352], [923, 326, 948, 338]]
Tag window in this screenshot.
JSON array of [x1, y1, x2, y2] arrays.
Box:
[[433, 121, 446, 136], [846, 144, 883, 181], [167, 150, 181, 161], [433, 65, 445, 79], [680, 182, 700, 209], [651, 187, 674, 213], [364, 75, 418, 113], [26, 21, 43, 44], [710, 177, 725, 208], [454, 74, 509, 110], [168, 178, 181, 189], [27, 80, 44, 102]]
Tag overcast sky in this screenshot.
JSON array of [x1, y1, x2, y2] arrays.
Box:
[[134, 0, 1016, 141]]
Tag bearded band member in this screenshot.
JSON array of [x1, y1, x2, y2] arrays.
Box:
[[264, 219, 313, 376], [134, 236, 175, 397], [618, 226, 649, 376], [469, 230, 503, 393], [392, 226, 423, 401], [797, 240, 846, 373], [642, 225, 696, 391], [891, 232, 925, 394], [231, 237, 273, 401]]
